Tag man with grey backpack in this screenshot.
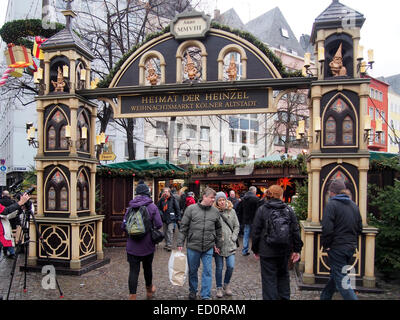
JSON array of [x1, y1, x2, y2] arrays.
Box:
[[251, 185, 303, 300]]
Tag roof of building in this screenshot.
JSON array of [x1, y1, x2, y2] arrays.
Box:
[[311, 0, 365, 43], [244, 7, 305, 57], [379, 74, 400, 95], [40, 26, 94, 60], [213, 8, 245, 30]]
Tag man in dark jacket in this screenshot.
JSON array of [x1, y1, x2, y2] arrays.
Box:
[[177, 187, 223, 300], [0, 190, 20, 257], [252, 185, 303, 300], [240, 186, 260, 256], [320, 180, 362, 300], [157, 187, 181, 251]]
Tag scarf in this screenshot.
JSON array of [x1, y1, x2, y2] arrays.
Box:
[[162, 195, 170, 212]]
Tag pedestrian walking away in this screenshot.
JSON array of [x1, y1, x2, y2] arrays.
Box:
[[252, 185, 303, 300], [157, 187, 181, 251], [122, 181, 163, 300], [177, 188, 223, 300], [320, 180, 363, 300], [213, 192, 240, 298], [239, 186, 259, 256]]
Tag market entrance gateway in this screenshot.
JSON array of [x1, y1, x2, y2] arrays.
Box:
[[30, 2, 378, 290]]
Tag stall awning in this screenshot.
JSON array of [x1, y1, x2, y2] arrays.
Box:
[[369, 151, 398, 161], [98, 157, 185, 172]]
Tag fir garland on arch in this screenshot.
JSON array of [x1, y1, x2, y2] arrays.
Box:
[[97, 21, 303, 88]]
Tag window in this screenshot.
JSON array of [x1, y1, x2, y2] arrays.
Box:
[[250, 132, 258, 145], [46, 108, 69, 151], [186, 124, 197, 139], [229, 117, 239, 129], [229, 129, 238, 143], [381, 111, 385, 121], [342, 116, 354, 145], [281, 28, 289, 38], [241, 131, 248, 144], [77, 109, 90, 153], [325, 117, 337, 145], [200, 126, 210, 141], [375, 109, 380, 120], [46, 169, 69, 212], [77, 170, 89, 211], [369, 106, 374, 119], [156, 121, 167, 136]]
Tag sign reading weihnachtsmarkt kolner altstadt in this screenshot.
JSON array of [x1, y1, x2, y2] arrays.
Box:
[[120, 89, 268, 117]]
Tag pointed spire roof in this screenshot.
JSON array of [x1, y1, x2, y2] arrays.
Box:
[[214, 8, 245, 30], [40, 0, 94, 61], [311, 0, 365, 43]]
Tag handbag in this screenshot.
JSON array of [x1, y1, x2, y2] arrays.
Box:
[[220, 214, 240, 248], [151, 225, 164, 244]]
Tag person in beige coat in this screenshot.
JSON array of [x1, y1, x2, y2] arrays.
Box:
[[213, 192, 240, 298]]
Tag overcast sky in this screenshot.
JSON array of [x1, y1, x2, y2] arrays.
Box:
[[0, 0, 399, 78], [203, 0, 400, 78]]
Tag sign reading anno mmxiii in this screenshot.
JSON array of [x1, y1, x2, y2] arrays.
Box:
[[119, 89, 269, 118]]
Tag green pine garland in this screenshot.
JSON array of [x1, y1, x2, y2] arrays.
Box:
[[0, 19, 64, 51], [97, 22, 303, 88]]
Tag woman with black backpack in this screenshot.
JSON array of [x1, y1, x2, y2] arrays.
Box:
[[251, 185, 303, 300]]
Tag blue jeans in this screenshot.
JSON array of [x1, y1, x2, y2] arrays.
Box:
[[214, 254, 235, 288], [320, 247, 358, 300], [187, 247, 214, 299], [242, 224, 251, 254]]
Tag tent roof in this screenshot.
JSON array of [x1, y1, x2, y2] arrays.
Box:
[[369, 151, 398, 161], [98, 157, 185, 172]]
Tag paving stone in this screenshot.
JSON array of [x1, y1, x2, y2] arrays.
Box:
[[1, 241, 399, 300]]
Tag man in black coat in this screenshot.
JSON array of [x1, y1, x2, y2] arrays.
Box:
[[252, 185, 303, 300], [157, 187, 181, 251], [320, 180, 362, 300], [240, 186, 260, 256], [0, 190, 20, 258]]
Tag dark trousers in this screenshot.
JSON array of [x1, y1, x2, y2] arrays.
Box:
[[127, 253, 154, 294], [260, 255, 290, 300]]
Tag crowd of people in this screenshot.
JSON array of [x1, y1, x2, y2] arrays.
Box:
[[123, 180, 362, 301]]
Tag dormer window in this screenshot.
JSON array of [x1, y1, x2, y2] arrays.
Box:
[[281, 28, 289, 38]]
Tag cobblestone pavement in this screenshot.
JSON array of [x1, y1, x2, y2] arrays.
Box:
[[1, 237, 399, 300]]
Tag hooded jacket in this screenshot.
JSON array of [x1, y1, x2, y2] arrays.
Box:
[[122, 195, 163, 256], [251, 198, 303, 257], [177, 203, 223, 253], [240, 191, 260, 225], [214, 200, 240, 257], [321, 194, 363, 250]]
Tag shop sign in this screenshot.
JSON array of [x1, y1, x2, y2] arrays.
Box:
[[119, 88, 269, 118]]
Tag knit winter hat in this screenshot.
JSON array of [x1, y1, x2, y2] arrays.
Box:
[[135, 180, 150, 196], [215, 192, 227, 202], [328, 180, 346, 194]]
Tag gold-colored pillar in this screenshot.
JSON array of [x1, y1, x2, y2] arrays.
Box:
[[90, 167, 96, 216], [359, 159, 370, 225], [70, 223, 80, 269], [70, 161, 78, 218], [44, 60, 50, 94], [96, 219, 104, 260], [363, 232, 377, 288], [299, 226, 306, 272], [302, 230, 315, 284], [310, 158, 321, 225], [27, 220, 37, 266], [70, 100, 78, 156], [36, 164, 44, 216]]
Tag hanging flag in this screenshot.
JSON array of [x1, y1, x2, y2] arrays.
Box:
[[4, 44, 33, 68]]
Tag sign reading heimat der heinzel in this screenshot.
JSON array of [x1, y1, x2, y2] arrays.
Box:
[[119, 89, 269, 117]]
